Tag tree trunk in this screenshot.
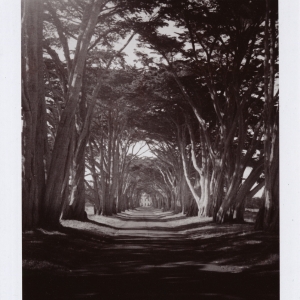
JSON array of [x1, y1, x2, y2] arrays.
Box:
[[99, 125, 107, 215], [255, 130, 279, 231], [212, 163, 225, 221], [199, 171, 211, 217], [255, 0, 279, 232], [235, 162, 264, 222], [89, 142, 102, 214], [60, 125, 75, 217], [61, 63, 92, 221], [41, 1, 103, 228], [22, 0, 46, 230], [178, 126, 201, 213], [61, 130, 88, 221], [186, 121, 212, 217], [104, 110, 113, 215]]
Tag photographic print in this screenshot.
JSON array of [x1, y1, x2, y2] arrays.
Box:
[[21, 0, 281, 299]]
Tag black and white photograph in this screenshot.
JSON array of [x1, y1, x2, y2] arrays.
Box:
[[1, 0, 300, 299]]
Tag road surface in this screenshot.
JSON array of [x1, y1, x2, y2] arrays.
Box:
[[23, 207, 279, 300]]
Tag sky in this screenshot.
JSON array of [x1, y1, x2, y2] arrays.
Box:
[[128, 141, 154, 157], [120, 20, 183, 65]]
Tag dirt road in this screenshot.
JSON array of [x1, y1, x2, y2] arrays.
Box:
[[23, 207, 279, 299]]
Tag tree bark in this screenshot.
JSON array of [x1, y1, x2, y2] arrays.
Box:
[[22, 0, 46, 230]]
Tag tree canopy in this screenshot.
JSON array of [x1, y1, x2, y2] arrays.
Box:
[[22, 0, 278, 232]]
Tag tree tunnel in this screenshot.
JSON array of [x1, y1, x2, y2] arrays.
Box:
[[22, 0, 278, 232], [20, 1, 281, 299]]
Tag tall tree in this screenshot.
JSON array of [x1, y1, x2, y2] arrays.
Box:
[[133, 0, 268, 224], [255, 0, 279, 232], [22, 0, 48, 230], [41, 0, 105, 228]]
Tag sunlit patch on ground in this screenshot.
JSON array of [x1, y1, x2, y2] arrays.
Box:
[[37, 229, 67, 236], [23, 259, 69, 272]]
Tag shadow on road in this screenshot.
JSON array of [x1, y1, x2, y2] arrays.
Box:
[[23, 207, 279, 300]]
